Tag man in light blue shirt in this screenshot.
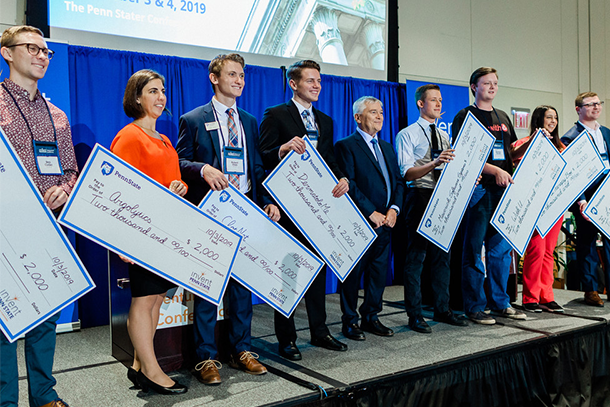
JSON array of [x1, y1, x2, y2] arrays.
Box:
[[395, 84, 467, 333]]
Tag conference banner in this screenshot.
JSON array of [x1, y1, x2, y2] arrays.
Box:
[[199, 185, 324, 317], [0, 128, 95, 342], [536, 131, 606, 237], [417, 111, 494, 252], [58, 144, 242, 306], [490, 131, 567, 255], [263, 137, 376, 282], [583, 173, 610, 240]]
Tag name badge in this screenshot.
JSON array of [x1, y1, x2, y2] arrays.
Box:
[[431, 149, 444, 170], [205, 121, 220, 131], [306, 130, 318, 149], [33, 140, 63, 175], [223, 146, 245, 175], [492, 140, 506, 161]]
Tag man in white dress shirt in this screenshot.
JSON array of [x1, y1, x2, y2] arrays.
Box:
[[395, 84, 467, 333]]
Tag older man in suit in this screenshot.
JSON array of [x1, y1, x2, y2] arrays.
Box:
[[176, 53, 280, 385], [335, 96, 404, 341], [259, 60, 349, 360]]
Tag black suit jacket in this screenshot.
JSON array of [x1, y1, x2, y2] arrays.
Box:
[[259, 100, 344, 180], [335, 131, 404, 221], [176, 101, 269, 207]]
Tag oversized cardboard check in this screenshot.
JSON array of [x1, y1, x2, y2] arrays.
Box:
[[584, 173, 610, 240], [491, 131, 566, 255], [0, 128, 94, 343], [58, 144, 242, 306], [199, 185, 324, 317], [536, 131, 606, 237], [263, 137, 376, 282], [417, 112, 494, 252]]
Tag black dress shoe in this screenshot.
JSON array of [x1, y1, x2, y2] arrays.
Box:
[[278, 342, 302, 361], [342, 323, 366, 341], [136, 371, 188, 395], [127, 367, 141, 389], [433, 310, 468, 326], [408, 316, 432, 334], [361, 320, 394, 337], [311, 334, 348, 351]]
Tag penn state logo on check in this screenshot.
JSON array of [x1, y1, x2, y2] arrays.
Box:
[[219, 190, 230, 202], [101, 161, 114, 176]]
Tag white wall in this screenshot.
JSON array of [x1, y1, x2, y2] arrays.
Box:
[[0, 0, 24, 32], [398, 0, 608, 136]]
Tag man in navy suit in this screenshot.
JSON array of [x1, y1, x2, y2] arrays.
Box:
[[259, 60, 349, 360], [335, 96, 404, 341], [561, 91, 610, 307], [176, 53, 280, 385]]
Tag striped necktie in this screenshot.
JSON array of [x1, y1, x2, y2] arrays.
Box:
[[226, 108, 240, 188]]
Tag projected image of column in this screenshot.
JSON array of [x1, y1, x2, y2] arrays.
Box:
[[48, 0, 387, 71]]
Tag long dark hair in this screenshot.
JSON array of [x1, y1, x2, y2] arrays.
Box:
[[529, 105, 563, 151]]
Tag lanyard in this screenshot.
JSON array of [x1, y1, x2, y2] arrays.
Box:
[[2, 83, 58, 144], [417, 122, 441, 149], [417, 123, 432, 146]]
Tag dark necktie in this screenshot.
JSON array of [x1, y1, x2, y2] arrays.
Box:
[[430, 123, 439, 150], [430, 123, 440, 181]]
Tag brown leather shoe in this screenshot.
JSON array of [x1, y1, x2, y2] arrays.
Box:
[[194, 359, 222, 385], [229, 351, 267, 375], [40, 400, 70, 407], [584, 291, 604, 307]]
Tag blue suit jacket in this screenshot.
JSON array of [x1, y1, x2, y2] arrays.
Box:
[[561, 121, 610, 200], [176, 101, 269, 207], [335, 131, 404, 223]]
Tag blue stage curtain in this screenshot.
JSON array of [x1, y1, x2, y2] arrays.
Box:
[[67, 45, 408, 326]]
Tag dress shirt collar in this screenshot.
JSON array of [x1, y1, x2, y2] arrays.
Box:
[[579, 120, 601, 133], [416, 116, 436, 134], [212, 96, 237, 118], [356, 126, 378, 144], [2, 79, 42, 102], [292, 97, 314, 117]]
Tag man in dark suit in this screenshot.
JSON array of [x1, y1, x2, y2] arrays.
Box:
[[335, 96, 404, 341], [259, 60, 349, 360], [176, 53, 280, 385], [561, 91, 610, 307]]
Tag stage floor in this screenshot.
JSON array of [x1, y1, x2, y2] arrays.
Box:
[[13, 286, 610, 406]]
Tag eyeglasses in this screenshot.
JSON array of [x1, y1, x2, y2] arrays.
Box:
[[6, 43, 54, 60], [580, 101, 604, 108]]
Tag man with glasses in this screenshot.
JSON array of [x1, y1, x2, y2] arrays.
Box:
[[0, 26, 77, 407], [561, 92, 610, 307]]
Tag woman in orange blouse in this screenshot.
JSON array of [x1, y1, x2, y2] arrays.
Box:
[[512, 105, 565, 313], [110, 69, 188, 395]]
